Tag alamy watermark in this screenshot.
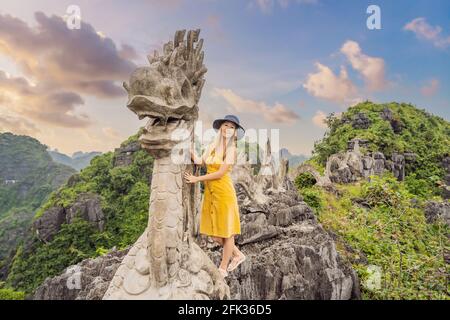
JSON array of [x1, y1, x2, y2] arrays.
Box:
[[64, 5, 81, 30], [367, 5, 381, 30]]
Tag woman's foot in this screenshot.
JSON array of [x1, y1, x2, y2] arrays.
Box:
[[218, 267, 228, 278], [227, 252, 246, 272]]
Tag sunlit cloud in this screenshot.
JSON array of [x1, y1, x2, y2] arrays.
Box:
[[404, 17, 450, 48], [340, 40, 386, 91], [312, 110, 327, 129], [212, 87, 300, 125], [421, 78, 440, 96], [303, 63, 359, 104], [0, 11, 139, 132]]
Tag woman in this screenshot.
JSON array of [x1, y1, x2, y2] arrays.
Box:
[[184, 114, 246, 278]]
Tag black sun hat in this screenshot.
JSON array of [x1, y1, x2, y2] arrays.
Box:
[[212, 114, 245, 140]]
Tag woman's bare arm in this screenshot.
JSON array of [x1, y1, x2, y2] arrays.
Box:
[[196, 162, 230, 182]]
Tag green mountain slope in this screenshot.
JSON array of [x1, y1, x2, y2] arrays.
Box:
[[297, 101, 450, 299], [312, 101, 450, 198], [2, 130, 153, 294], [0, 132, 76, 261]]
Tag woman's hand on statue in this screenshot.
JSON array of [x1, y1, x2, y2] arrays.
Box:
[[184, 171, 199, 184]]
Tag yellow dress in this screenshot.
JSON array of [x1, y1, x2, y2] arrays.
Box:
[[199, 148, 241, 238]]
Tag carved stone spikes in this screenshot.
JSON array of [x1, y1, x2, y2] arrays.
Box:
[[196, 51, 204, 71], [183, 53, 195, 80], [169, 47, 180, 69], [187, 30, 195, 58], [192, 66, 207, 84], [186, 29, 200, 59], [123, 81, 130, 93], [192, 29, 200, 43], [163, 41, 174, 57], [174, 29, 186, 48], [147, 50, 160, 64], [195, 78, 206, 103], [194, 38, 203, 58]]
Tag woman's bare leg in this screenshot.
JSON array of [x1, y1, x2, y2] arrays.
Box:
[[211, 236, 224, 245], [219, 236, 235, 270], [212, 236, 243, 258]]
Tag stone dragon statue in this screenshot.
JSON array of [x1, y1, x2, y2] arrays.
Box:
[[102, 29, 229, 300]]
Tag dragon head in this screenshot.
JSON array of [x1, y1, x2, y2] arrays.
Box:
[[124, 29, 207, 158]]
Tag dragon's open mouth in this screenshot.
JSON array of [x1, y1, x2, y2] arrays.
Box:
[[139, 113, 187, 130]]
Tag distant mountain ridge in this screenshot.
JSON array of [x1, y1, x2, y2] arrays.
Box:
[[48, 150, 102, 171], [279, 147, 309, 168]]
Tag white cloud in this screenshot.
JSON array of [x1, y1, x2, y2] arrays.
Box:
[[404, 17, 450, 48], [312, 110, 327, 128], [340, 40, 386, 91], [303, 63, 359, 104], [212, 88, 299, 125]]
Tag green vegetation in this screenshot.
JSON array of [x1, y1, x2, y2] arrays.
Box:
[[4, 132, 153, 294], [315, 174, 449, 299], [294, 101, 450, 299], [0, 281, 25, 300], [294, 172, 317, 189], [312, 101, 450, 198], [0, 133, 76, 260]]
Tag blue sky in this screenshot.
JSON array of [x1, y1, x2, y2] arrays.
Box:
[[0, 0, 448, 155]]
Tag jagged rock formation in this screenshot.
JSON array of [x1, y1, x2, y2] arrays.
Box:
[[345, 112, 371, 130], [113, 141, 141, 167], [424, 201, 450, 226], [325, 138, 415, 183], [34, 142, 360, 299], [102, 29, 229, 300], [32, 137, 360, 300], [292, 138, 418, 186], [199, 189, 359, 299], [33, 193, 105, 243], [30, 29, 362, 301], [33, 248, 128, 300]]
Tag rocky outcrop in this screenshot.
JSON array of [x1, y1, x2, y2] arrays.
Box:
[[199, 187, 359, 300], [341, 112, 371, 129], [32, 187, 360, 300], [31, 138, 360, 300], [112, 141, 140, 167], [33, 247, 128, 300], [33, 206, 66, 243], [424, 201, 450, 226], [352, 112, 371, 129], [380, 107, 404, 134], [33, 192, 105, 242], [291, 138, 418, 186], [65, 193, 105, 231], [324, 139, 416, 184]]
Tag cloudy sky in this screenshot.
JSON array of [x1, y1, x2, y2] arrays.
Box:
[[0, 0, 449, 156]]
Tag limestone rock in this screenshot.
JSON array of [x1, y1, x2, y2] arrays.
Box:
[[112, 141, 141, 167], [424, 201, 450, 226], [199, 187, 360, 300], [33, 206, 66, 242], [33, 192, 105, 242], [32, 247, 128, 300], [351, 112, 371, 129]]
